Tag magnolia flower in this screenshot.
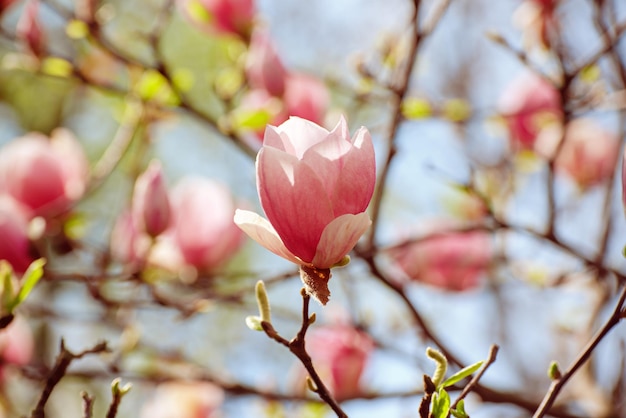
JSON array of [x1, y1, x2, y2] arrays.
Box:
[[391, 231, 492, 291], [245, 28, 288, 97], [234, 116, 375, 303], [132, 161, 171, 237], [283, 73, 329, 127], [150, 177, 243, 278], [16, 0, 44, 57], [177, 0, 255, 38], [0, 196, 34, 274], [553, 119, 619, 189], [498, 72, 562, 151], [140, 381, 224, 418], [0, 129, 88, 219], [299, 325, 373, 401], [0, 316, 34, 381]]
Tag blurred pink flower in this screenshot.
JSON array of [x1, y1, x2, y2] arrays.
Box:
[[391, 231, 492, 291], [283, 73, 329, 127], [0, 196, 33, 274], [0, 129, 88, 219], [303, 325, 373, 401], [154, 177, 243, 275], [178, 0, 255, 38], [16, 0, 44, 57], [245, 28, 288, 97], [234, 116, 375, 269], [132, 161, 171, 237], [140, 381, 224, 418], [0, 316, 34, 381], [554, 119, 619, 189], [110, 209, 150, 268], [498, 72, 562, 151]]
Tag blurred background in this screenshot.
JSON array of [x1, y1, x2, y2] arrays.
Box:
[[0, 0, 626, 417]]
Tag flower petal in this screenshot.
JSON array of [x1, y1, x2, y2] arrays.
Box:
[[311, 212, 371, 268], [234, 209, 302, 265], [257, 146, 334, 262], [273, 117, 331, 159]]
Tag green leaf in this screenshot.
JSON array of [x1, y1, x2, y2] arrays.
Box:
[[441, 360, 484, 388], [430, 389, 451, 418], [450, 399, 468, 418], [8, 258, 45, 312], [1, 262, 14, 311]]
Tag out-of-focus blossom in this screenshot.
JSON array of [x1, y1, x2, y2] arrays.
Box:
[[152, 178, 243, 277], [514, 0, 558, 50], [0, 129, 88, 219], [0, 196, 33, 274], [245, 28, 287, 97], [553, 119, 620, 189], [498, 72, 562, 151], [0, 316, 34, 381], [234, 116, 375, 270], [300, 325, 373, 401], [283, 73, 329, 127], [132, 161, 171, 238], [391, 231, 492, 291], [16, 0, 44, 57], [140, 381, 224, 418], [110, 209, 150, 268], [177, 0, 255, 38]]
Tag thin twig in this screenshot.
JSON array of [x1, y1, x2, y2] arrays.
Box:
[[532, 283, 626, 417], [31, 340, 109, 418], [450, 344, 499, 411]]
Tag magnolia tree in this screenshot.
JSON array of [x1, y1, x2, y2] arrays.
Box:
[[0, 0, 625, 417]]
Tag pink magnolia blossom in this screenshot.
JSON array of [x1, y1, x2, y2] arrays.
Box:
[[301, 325, 373, 401], [245, 28, 288, 97], [0, 129, 88, 219], [0, 316, 34, 381], [0, 196, 34, 274], [16, 0, 44, 57], [283, 73, 329, 127], [132, 161, 171, 237], [140, 381, 224, 418], [391, 231, 492, 291], [234, 116, 375, 270], [498, 72, 562, 151], [554, 119, 620, 189], [110, 209, 150, 268], [152, 178, 243, 275], [177, 0, 255, 38]]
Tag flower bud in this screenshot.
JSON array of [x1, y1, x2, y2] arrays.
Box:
[[132, 161, 171, 237]]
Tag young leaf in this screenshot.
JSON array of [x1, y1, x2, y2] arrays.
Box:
[[430, 389, 451, 418], [450, 399, 468, 418], [441, 360, 484, 388], [8, 258, 45, 312]]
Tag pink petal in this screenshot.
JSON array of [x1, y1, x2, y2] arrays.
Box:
[[311, 212, 371, 269], [257, 147, 334, 262], [272, 117, 332, 159], [234, 209, 302, 265]]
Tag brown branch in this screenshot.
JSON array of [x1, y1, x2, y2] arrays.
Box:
[[261, 289, 347, 418], [31, 340, 109, 418], [532, 283, 626, 417], [81, 392, 94, 418], [450, 344, 499, 412]]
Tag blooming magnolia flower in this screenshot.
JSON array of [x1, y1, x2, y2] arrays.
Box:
[[132, 161, 171, 237], [177, 0, 255, 38], [234, 116, 375, 303], [150, 177, 243, 278], [298, 325, 373, 401], [391, 231, 492, 291], [553, 119, 619, 189], [245, 28, 288, 97], [0, 196, 34, 274], [0, 316, 34, 381], [498, 72, 562, 151], [140, 381, 224, 418], [0, 129, 88, 219]]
